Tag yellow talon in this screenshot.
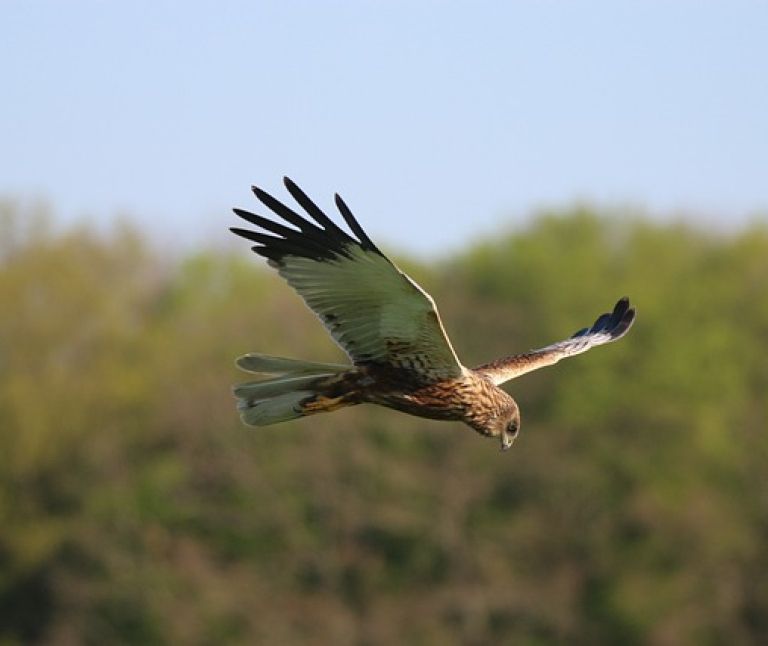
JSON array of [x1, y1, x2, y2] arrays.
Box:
[[302, 395, 347, 414]]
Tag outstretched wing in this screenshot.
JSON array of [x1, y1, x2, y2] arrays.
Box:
[[475, 297, 636, 386], [230, 177, 464, 382]]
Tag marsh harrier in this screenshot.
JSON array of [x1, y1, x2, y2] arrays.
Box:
[[230, 178, 635, 450]]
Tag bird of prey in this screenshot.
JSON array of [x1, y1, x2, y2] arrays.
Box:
[[230, 178, 635, 450]]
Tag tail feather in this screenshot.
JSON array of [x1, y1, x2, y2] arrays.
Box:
[[236, 352, 348, 375], [238, 390, 316, 426], [233, 373, 337, 401], [233, 353, 355, 427]]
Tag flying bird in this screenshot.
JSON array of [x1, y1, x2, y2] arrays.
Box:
[[230, 178, 635, 450]]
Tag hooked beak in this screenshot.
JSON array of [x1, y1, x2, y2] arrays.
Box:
[[500, 429, 516, 452]]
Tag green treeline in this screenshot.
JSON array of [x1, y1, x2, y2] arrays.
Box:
[[1, 201, 767, 644]]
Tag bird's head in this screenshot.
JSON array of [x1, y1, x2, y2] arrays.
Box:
[[500, 404, 521, 452]]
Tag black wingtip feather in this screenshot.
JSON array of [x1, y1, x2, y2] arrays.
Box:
[[250, 184, 315, 233], [283, 177, 354, 240], [571, 298, 636, 341], [231, 178, 389, 265], [611, 297, 630, 320], [233, 208, 299, 238], [334, 193, 383, 255], [614, 306, 637, 338]]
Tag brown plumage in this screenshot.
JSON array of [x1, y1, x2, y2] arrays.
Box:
[[230, 178, 636, 450]]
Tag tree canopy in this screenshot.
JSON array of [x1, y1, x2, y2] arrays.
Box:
[[1, 200, 766, 644]]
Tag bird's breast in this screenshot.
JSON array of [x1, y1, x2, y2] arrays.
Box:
[[355, 365, 512, 430]]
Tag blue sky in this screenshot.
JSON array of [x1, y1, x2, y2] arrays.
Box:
[[2, 1, 767, 255]]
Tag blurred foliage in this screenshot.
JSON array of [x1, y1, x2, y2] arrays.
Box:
[[0, 198, 767, 645]]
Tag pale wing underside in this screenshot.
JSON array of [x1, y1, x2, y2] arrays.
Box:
[[231, 178, 464, 382], [475, 297, 636, 386]]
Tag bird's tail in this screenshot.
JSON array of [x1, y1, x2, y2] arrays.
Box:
[[233, 353, 356, 426]]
